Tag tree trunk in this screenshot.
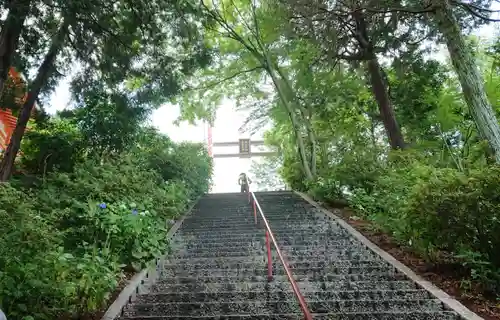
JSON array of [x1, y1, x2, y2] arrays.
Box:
[[272, 62, 318, 178], [275, 81, 314, 181], [0, 19, 69, 181], [265, 65, 314, 180], [433, 0, 500, 163], [366, 58, 406, 149], [351, 10, 406, 150], [299, 106, 317, 177], [0, 0, 31, 97]]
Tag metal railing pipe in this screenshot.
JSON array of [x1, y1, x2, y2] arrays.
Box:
[[248, 192, 313, 320]]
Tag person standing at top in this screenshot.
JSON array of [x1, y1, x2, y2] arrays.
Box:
[[238, 172, 252, 193]]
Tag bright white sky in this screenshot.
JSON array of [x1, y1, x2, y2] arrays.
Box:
[[44, 20, 499, 193]]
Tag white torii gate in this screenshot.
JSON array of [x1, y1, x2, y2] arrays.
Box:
[[204, 121, 278, 192], [204, 120, 277, 159], [212, 139, 276, 158]]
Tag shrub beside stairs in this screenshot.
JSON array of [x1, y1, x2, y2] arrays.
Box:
[[113, 191, 480, 319]]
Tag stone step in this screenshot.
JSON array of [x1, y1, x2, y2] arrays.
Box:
[[164, 256, 267, 266], [277, 238, 356, 246], [122, 299, 445, 317], [266, 225, 341, 232], [278, 247, 375, 257], [177, 227, 344, 237], [135, 289, 433, 304], [182, 216, 255, 221], [171, 235, 263, 244], [271, 228, 347, 236], [300, 280, 418, 291], [170, 240, 265, 249], [174, 238, 359, 249], [182, 216, 249, 221], [270, 232, 352, 240], [173, 232, 351, 242], [163, 259, 388, 270], [280, 244, 369, 252], [280, 252, 378, 261], [169, 248, 377, 259], [170, 251, 264, 258], [180, 223, 257, 230], [151, 280, 289, 293], [119, 311, 461, 319], [162, 265, 397, 277], [190, 208, 312, 214], [170, 244, 372, 256], [171, 243, 264, 252], [176, 231, 262, 237], [156, 273, 407, 286], [122, 301, 297, 317], [151, 280, 418, 293], [172, 246, 264, 255], [179, 223, 338, 233]]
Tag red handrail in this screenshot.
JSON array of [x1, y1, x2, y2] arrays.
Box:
[[248, 191, 313, 320]]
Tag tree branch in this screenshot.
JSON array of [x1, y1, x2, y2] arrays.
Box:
[[452, 1, 500, 22], [190, 66, 264, 91]]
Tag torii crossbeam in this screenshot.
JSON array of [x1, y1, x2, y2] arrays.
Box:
[[212, 139, 277, 158]]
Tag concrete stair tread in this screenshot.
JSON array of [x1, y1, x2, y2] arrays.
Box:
[[163, 259, 391, 269], [123, 298, 445, 317], [155, 273, 407, 285], [167, 254, 265, 260], [135, 289, 433, 303], [110, 193, 469, 320], [162, 266, 398, 276], [151, 280, 418, 293], [176, 239, 359, 248], [169, 251, 379, 259], [119, 311, 460, 319], [174, 244, 369, 252]]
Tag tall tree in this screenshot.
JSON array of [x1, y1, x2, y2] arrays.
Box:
[[365, 0, 500, 162], [279, 0, 413, 149], [0, 0, 32, 97], [0, 18, 69, 181], [0, 0, 211, 180], [180, 0, 317, 180]]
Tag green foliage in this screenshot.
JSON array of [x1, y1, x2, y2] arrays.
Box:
[[306, 150, 500, 294], [250, 156, 286, 191], [390, 56, 448, 142], [3, 0, 500, 316], [406, 166, 500, 291], [20, 119, 84, 174], [306, 177, 343, 203], [249, 22, 500, 297], [332, 146, 386, 194], [0, 0, 215, 317], [1, 124, 212, 319], [71, 89, 149, 155]]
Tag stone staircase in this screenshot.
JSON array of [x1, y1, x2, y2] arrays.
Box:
[[115, 191, 474, 319]]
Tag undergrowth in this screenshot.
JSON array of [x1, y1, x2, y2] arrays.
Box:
[[0, 120, 213, 320], [303, 148, 500, 297]]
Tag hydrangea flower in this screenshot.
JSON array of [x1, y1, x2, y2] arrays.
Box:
[[99, 203, 107, 209], [131, 209, 138, 215]]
